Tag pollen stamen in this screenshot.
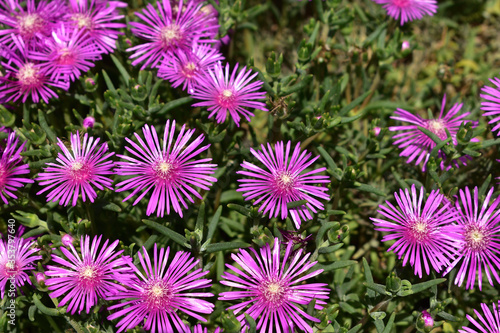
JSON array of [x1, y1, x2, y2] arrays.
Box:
[[464, 225, 490, 252], [160, 25, 181, 48], [17, 63, 42, 88]]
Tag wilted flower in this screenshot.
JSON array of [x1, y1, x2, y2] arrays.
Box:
[[191, 61, 268, 126], [237, 141, 330, 229], [36, 131, 115, 206], [445, 187, 500, 290], [389, 95, 477, 171], [372, 0, 438, 25], [0, 132, 34, 204], [480, 75, 500, 136], [107, 244, 214, 333], [45, 235, 133, 315], [115, 120, 217, 217], [371, 185, 461, 278], [219, 238, 329, 332], [459, 301, 500, 333]]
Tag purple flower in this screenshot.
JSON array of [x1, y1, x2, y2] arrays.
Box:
[[29, 24, 102, 82], [444, 187, 500, 290], [65, 0, 127, 54], [61, 234, 74, 247], [83, 116, 95, 128], [128, 0, 218, 69], [219, 237, 329, 333], [371, 185, 461, 277], [421, 310, 434, 328], [115, 120, 217, 218], [372, 0, 438, 25], [237, 141, 330, 229], [36, 131, 115, 206], [389, 95, 477, 171], [0, 0, 66, 44], [158, 44, 224, 93], [45, 235, 133, 315], [0, 229, 42, 298], [480, 75, 500, 136], [0, 36, 69, 103], [107, 244, 214, 333], [193, 324, 221, 333], [459, 301, 500, 333], [191, 61, 268, 126], [0, 132, 34, 204]]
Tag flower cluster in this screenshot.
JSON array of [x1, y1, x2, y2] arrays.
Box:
[[0, 0, 126, 103], [372, 185, 500, 291]]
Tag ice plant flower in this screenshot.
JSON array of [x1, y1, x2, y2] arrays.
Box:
[[0, 132, 34, 204], [107, 244, 214, 333], [61, 234, 74, 247], [158, 44, 224, 93], [29, 25, 102, 82], [0, 36, 69, 103], [371, 185, 461, 277], [45, 235, 133, 315], [389, 95, 477, 171], [237, 141, 330, 229], [115, 120, 217, 218], [219, 237, 330, 333], [444, 187, 500, 290], [0, 0, 66, 44], [480, 75, 500, 136], [0, 229, 42, 298], [36, 131, 115, 206], [372, 0, 438, 25], [193, 324, 221, 333], [191, 61, 268, 126], [459, 301, 500, 333], [83, 116, 95, 128], [65, 0, 127, 54], [128, 0, 219, 69]]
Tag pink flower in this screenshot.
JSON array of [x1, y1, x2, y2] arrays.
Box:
[[372, 0, 438, 25]]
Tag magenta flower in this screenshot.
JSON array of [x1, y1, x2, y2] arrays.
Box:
[[480, 75, 500, 136], [444, 187, 500, 290], [389, 95, 477, 171], [372, 0, 438, 25], [65, 0, 127, 54], [158, 44, 224, 93], [459, 302, 500, 333], [0, 36, 69, 103], [0, 0, 66, 44], [0, 132, 34, 204], [83, 116, 95, 128], [191, 61, 268, 126], [36, 131, 115, 206], [29, 25, 102, 82], [371, 185, 461, 277], [45, 235, 133, 315], [107, 244, 214, 333], [193, 324, 221, 333], [237, 141, 330, 229], [115, 120, 217, 218], [0, 229, 42, 298], [219, 237, 329, 333], [128, 0, 219, 69]]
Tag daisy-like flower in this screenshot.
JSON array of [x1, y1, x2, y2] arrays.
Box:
[[237, 141, 329, 229], [0, 0, 66, 44], [158, 44, 224, 93], [371, 185, 460, 278], [64, 0, 127, 54], [29, 24, 102, 81], [0, 36, 69, 103], [459, 301, 500, 333], [0, 132, 34, 204], [372, 0, 438, 25], [115, 120, 217, 218], [389, 95, 477, 171], [128, 0, 219, 69], [107, 244, 214, 333], [45, 235, 133, 315], [0, 227, 42, 298], [192, 324, 221, 333], [219, 237, 330, 333], [444, 187, 500, 290], [191, 61, 268, 126], [36, 131, 115, 206], [480, 75, 500, 136]]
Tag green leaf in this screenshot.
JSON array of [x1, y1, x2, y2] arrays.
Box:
[[339, 90, 371, 116], [38, 110, 57, 143], [418, 126, 443, 145], [227, 203, 251, 216], [347, 324, 363, 333], [286, 199, 307, 209], [317, 260, 357, 271], [142, 220, 191, 249], [11, 211, 48, 230], [354, 183, 385, 196], [111, 54, 131, 86], [102, 70, 116, 93], [363, 258, 376, 298], [201, 205, 222, 251], [410, 278, 446, 294], [437, 311, 460, 322], [205, 241, 250, 253], [381, 312, 396, 333], [154, 97, 193, 115], [102, 203, 122, 212], [244, 314, 257, 333], [32, 294, 60, 317], [364, 282, 390, 296], [317, 146, 338, 171], [195, 202, 206, 240]]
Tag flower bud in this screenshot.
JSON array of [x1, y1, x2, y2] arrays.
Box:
[[402, 40, 410, 51], [36, 272, 46, 284], [61, 234, 74, 247], [83, 116, 95, 129]]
